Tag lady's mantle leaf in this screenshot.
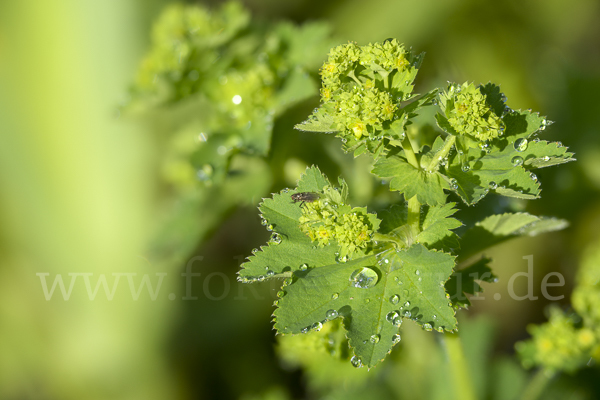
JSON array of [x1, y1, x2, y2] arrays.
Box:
[[238, 166, 337, 280], [274, 244, 456, 368], [372, 155, 449, 206], [458, 212, 569, 261]]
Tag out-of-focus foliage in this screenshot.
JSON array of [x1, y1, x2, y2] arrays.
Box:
[[127, 1, 336, 263], [517, 239, 600, 373]]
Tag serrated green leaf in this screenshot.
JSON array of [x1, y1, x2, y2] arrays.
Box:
[[418, 203, 462, 252], [521, 140, 575, 168], [446, 146, 541, 205], [239, 166, 336, 279], [372, 155, 449, 206], [446, 257, 496, 309], [478, 82, 506, 117], [502, 109, 547, 143], [274, 244, 456, 368], [294, 105, 339, 133], [458, 213, 569, 261]]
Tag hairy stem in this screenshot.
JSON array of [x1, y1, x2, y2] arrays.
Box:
[[443, 333, 476, 400], [522, 369, 554, 400], [426, 134, 456, 172]]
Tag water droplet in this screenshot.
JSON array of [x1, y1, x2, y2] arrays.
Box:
[[277, 291, 285, 297], [386, 311, 399, 322], [350, 355, 363, 368], [301, 327, 309, 334], [392, 334, 402, 344], [404, 301, 411, 307], [299, 264, 308, 271], [415, 270, 420, 276], [542, 156, 550, 161], [370, 334, 380, 344], [423, 323, 433, 331], [364, 298, 370, 304], [393, 317, 402, 327], [349, 267, 379, 289], [433, 315, 437, 320], [530, 173, 538, 182], [489, 181, 498, 189], [514, 138, 528, 152], [418, 277, 422, 282], [336, 254, 348, 263], [311, 322, 323, 331], [402, 289, 409, 298], [403, 310, 412, 318], [511, 156, 524, 166], [462, 164, 470, 172], [283, 278, 292, 286], [270, 233, 282, 244], [449, 178, 458, 190], [390, 294, 400, 304], [257, 275, 265, 282], [326, 309, 338, 320], [266, 224, 274, 232], [266, 270, 274, 277], [331, 293, 339, 299]]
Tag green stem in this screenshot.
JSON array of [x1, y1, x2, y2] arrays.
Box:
[[407, 196, 421, 235], [401, 136, 419, 169], [522, 369, 554, 400], [443, 333, 476, 400], [426, 134, 456, 172]]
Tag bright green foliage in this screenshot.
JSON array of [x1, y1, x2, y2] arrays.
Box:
[[371, 152, 450, 206], [438, 82, 505, 142], [242, 167, 461, 368], [377, 202, 462, 253], [241, 39, 574, 370]]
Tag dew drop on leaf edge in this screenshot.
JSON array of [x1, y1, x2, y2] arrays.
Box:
[[326, 309, 338, 320], [350, 355, 363, 368]]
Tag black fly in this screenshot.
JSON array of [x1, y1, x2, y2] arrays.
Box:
[[291, 192, 320, 207]]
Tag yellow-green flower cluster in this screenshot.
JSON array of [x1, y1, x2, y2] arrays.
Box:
[[335, 86, 397, 139], [299, 198, 373, 258], [516, 306, 599, 373], [361, 40, 410, 71], [318, 39, 416, 141], [440, 82, 505, 142]]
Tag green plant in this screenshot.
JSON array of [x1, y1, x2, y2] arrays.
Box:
[[129, 4, 600, 399], [238, 38, 576, 385]]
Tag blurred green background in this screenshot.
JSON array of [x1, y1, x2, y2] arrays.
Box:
[[1, 0, 599, 399]]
